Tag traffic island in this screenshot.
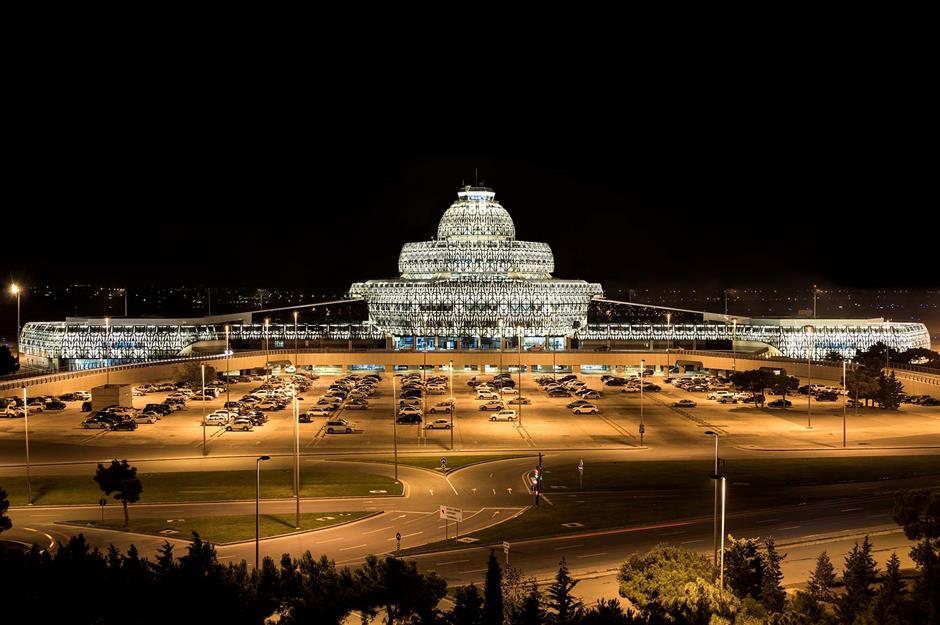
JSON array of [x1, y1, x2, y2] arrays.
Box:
[[61, 511, 379, 544]]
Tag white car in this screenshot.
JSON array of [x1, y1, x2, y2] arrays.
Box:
[[490, 410, 516, 422], [673, 399, 698, 408], [499, 387, 519, 395], [476, 391, 500, 401], [306, 407, 332, 417], [203, 413, 229, 425], [326, 419, 356, 434], [398, 406, 422, 416], [226, 418, 254, 431], [428, 403, 453, 414], [134, 413, 158, 424], [707, 391, 734, 400], [426, 418, 452, 430], [572, 403, 598, 415]]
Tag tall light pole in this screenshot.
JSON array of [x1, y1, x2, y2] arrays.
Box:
[[551, 313, 558, 382], [23, 386, 31, 505], [104, 317, 111, 384], [255, 455, 271, 569], [293, 310, 299, 372], [812, 284, 817, 319], [201, 363, 207, 455], [731, 318, 737, 372], [264, 317, 271, 381], [804, 324, 814, 429], [842, 358, 847, 448], [422, 312, 429, 444], [392, 374, 398, 481], [517, 325, 523, 428], [293, 391, 300, 529], [10, 283, 21, 361], [449, 359, 454, 450], [705, 431, 720, 566], [666, 312, 672, 375], [639, 359, 645, 446], [224, 324, 231, 406], [498, 317, 504, 374]]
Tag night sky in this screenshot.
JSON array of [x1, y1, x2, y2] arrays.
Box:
[[6, 73, 939, 291]]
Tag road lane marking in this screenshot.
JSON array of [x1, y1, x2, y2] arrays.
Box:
[[436, 559, 470, 566], [458, 568, 488, 574], [757, 518, 780, 524], [339, 544, 367, 551], [659, 530, 687, 536], [680, 539, 704, 545], [779, 526, 802, 531], [387, 531, 423, 541], [841, 507, 864, 512], [554, 544, 584, 551], [576, 553, 607, 558], [362, 526, 393, 535], [445, 476, 459, 496]]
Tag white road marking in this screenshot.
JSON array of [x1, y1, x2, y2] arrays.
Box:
[[339, 544, 367, 551], [555, 544, 584, 551], [436, 559, 470, 566], [362, 526, 393, 535], [458, 568, 488, 574], [680, 539, 704, 545], [841, 507, 864, 513], [659, 530, 687, 536], [576, 552, 608, 558], [779, 525, 802, 531], [387, 531, 423, 541]]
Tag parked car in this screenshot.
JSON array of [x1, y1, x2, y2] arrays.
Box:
[[396, 414, 422, 424], [203, 413, 229, 426], [548, 389, 571, 397], [672, 399, 697, 408], [479, 400, 506, 412], [567, 400, 592, 409], [742, 394, 765, 404], [325, 419, 355, 434], [717, 397, 738, 404], [134, 413, 158, 424], [2, 406, 26, 418], [44, 400, 67, 410], [428, 403, 453, 414], [507, 396, 532, 405], [110, 420, 138, 431], [768, 399, 792, 408], [579, 391, 602, 400], [476, 391, 500, 401], [226, 418, 254, 432], [572, 403, 598, 414], [398, 406, 422, 416], [490, 410, 517, 422], [306, 407, 332, 417], [815, 392, 839, 402]]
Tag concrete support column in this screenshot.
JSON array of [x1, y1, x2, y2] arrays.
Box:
[[386, 336, 394, 350], [545, 335, 550, 350]]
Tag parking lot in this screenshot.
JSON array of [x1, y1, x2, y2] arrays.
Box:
[[3, 369, 940, 466]]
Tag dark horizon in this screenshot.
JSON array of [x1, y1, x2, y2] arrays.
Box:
[[7, 72, 940, 291]]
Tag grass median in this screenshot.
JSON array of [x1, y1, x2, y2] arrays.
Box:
[[2, 467, 402, 507], [337, 453, 535, 474], [62, 511, 377, 544]]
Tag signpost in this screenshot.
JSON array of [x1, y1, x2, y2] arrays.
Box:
[[503, 541, 511, 565], [439, 505, 463, 540], [578, 458, 584, 490], [99, 498, 107, 522], [440, 457, 447, 470], [396, 531, 401, 554]]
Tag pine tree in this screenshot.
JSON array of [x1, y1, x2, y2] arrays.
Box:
[[839, 536, 879, 623], [760, 537, 786, 613], [546, 558, 583, 624], [483, 550, 505, 625], [868, 552, 905, 625], [808, 551, 836, 602], [0, 485, 12, 533], [724, 535, 765, 600], [509, 582, 544, 625], [453, 584, 484, 625]]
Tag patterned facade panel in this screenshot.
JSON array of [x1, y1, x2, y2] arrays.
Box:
[[398, 240, 554, 279]]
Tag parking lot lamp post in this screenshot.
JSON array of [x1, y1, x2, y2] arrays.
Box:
[[665, 312, 672, 372], [449, 359, 454, 450], [639, 358, 645, 446], [551, 313, 558, 381], [804, 325, 814, 429], [264, 318, 270, 381], [498, 318, 504, 373], [731, 318, 737, 372], [422, 313, 429, 443], [104, 317, 110, 384], [293, 310, 299, 371], [9, 283, 20, 361], [842, 358, 847, 447], [255, 455, 270, 569], [392, 375, 398, 481], [293, 392, 300, 529], [224, 325, 231, 406], [201, 364, 207, 455], [517, 325, 523, 428], [705, 431, 720, 566], [23, 387, 31, 505]]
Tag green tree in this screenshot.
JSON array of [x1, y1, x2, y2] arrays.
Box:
[[777, 591, 831, 625], [175, 361, 217, 389], [897, 347, 940, 368], [771, 375, 800, 401], [724, 535, 765, 600], [0, 345, 18, 375], [580, 598, 635, 625], [807, 551, 836, 603], [352, 555, 447, 624], [484, 550, 504, 625], [453, 584, 484, 625], [878, 371, 903, 410], [0, 485, 11, 534], [893, 488, 940, 624], [823, 351, 844, 362], [93, 459, 143, 526], [759, 537, 786, 613], [618, 544, 736, 624], [509, 581, 544, 625], [546, 558, 582, 624], [846, 366, 881, 407], [865, 552, 904, 625], [839, 536, 879, 624]]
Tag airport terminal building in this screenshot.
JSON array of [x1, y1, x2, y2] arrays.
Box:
[[20, 186, 931, 367]]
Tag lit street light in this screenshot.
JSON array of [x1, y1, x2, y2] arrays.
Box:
[[23, 386, 31, 505], [517, 325, 524, 428], [705, 430, 725, 591], [224, 324, 231, 406], [104, 317, 110, 384], [293, 310, 299, 372], [264, 318, 271, 382], [9, 283, 20, 362], [449, 359, 454, 450], [293, 391, 301, 529], [391, 374, 398, 481], [639, 358, 645, 446], [201, 363, 207, 456], [256, 455, 271, 569], [804, 324, 815, 429]]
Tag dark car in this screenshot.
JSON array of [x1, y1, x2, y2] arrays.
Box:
[[299, 413, 314, 423], [59, 392, 80, 401], [644, 384, 662, 392], [548, 389, 571, 397], [110, 419, 138, 431], [81, 401, 93, 412], [247, 412, 268, 426], [144, 403, 172, 416], [44, 400, 67, 410], [742, 395, 765, 404], [396, 414, 422, 424], [768, 399, 792, 408], [815, 392, 839, 402], [921, 397, 940, 406], [604, 378, 626, 386]]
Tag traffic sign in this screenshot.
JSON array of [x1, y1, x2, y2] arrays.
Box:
[[577, 459, 584, 474], [502, 541, 510, 553], [440, 457, 447, 468], [439, 505, 463, 522], [396, 532, 401, 541]]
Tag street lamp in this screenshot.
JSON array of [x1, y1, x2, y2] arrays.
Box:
[[705, 431, 725, 591], [224, 324, 231, 406], [293, 310, 299, 373], [422, 313, 429, 444], [842, 358, 847, 447], [293, 391, 301, 529], [9, 283, 20, 361], [264, 318, 271, 381], [498, 317, 504, 374], [666, 312, 672, 375], [804, 325, 815, 429], [449, 359, 454, 450], [104, 317, 110, 384], [23, 386, 31, 505], [391, 374, 398, 481], [255, 455, 271, 569], [731, 318, 737, 372], [639, 358, 645, 446], [551, 313, 558, 382], [201, 363, 207, 455], [517, 325, 524, 428]]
